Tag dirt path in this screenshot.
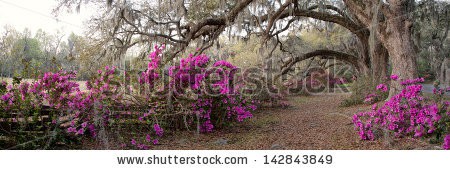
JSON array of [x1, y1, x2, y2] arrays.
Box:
[[146, 94, 430, 150]]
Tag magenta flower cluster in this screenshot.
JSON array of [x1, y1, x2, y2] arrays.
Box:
[[128, 123, 163, 149], [139, 45, 164, 87], [390, 74, 399, 81], [363, 78, 394, 104], [169, 53, 210, 91], [376, 84, 388, 92], [400, 77, 425, 86], [363, 93, 379, 104], [444, 135, 450, 150], [353, 75, 450, 149]]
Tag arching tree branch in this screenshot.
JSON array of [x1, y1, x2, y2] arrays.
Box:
[[280, 49, 361, 77], [258, 4, 368, 38]]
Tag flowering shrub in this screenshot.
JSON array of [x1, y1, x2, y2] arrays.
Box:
[[0, 72, 84, 148], [363, 83, 389, 105], [36, 71, 81, 110], [114, 45, 257, 147], [65, 66, 125, 137], [164, 47, 256, 132], [0, 45, 259, 149], [353, 75, 450, 149], [0, 71, 81, 115]]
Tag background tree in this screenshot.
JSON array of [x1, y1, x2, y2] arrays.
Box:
[[413, 0, 450, 79], [0, 27, 90, 79]]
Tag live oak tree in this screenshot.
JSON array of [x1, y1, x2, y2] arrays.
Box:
[[344, 0, 418, 96], [54, 0, 447, 97]]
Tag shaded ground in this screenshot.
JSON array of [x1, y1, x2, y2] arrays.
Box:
[[84, 94, 434, 150]]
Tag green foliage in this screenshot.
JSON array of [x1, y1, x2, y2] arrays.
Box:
[[224, 36, 263, 68], [340, 96, 363, 107], [10, 37, 43, 77], [11, 38, 43, 59], [299, 25, 352, 49], [417, 52, 434, 78], [341, 76, 387, 107], [0, 27, 90, 80], [0, 82, 5, 94]]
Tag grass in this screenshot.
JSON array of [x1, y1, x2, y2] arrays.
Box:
[[337, 83, 352, 88], [248, 112, 280, 129], [291, 96, 308, 103]]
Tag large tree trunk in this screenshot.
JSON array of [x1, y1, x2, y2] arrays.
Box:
[[344, 0, 418, 97], [371, 40, 389, 84], [359, 33, 389, 83], [382, 1, 418, 97], [356, 35, 372, 77]]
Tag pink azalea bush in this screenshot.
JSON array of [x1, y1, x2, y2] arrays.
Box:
[[117, 45, 257, 147], [0, 45, 259, 149], [353, 75, 450, 149], [0, 71, 81, 115], [363, 82, 390, 105], [141, 45, 257, 133], [0, 71, 86, 148]]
